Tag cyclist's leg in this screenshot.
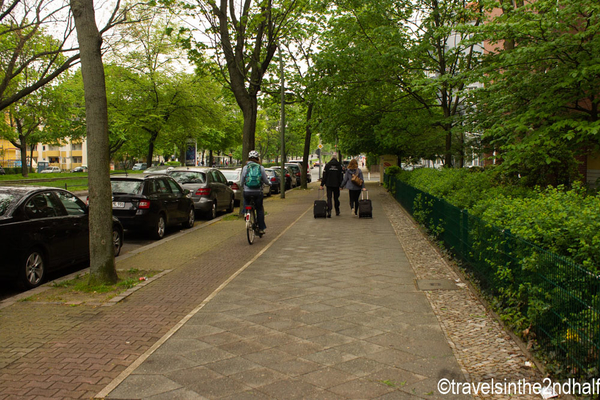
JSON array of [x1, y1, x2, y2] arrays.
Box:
[[253, 193, 266, 231]]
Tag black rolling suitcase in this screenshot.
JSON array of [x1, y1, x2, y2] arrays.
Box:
[[314, 189, 327, 218], [358, 191, 372, 218]]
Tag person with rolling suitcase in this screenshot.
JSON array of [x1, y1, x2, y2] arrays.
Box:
[[340, 159, 366, 216], [320, 155, 344, 217]]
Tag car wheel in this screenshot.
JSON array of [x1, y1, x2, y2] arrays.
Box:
[[226, 197, 234, 213], [20, 249, 45, 289], [113, 227, 123, 257], [182, 207, 195, 229], [152, 214, 166, 239], [206, 201, 217, 220]]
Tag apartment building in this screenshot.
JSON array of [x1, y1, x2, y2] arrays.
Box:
[[0, 138, 87, 171]]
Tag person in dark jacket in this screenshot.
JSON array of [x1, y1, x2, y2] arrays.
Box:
[[319, 155, 344, 217], [341, 158, 366, 216]]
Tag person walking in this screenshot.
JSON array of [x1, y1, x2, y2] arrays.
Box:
[[319, 155, 344, 217], [241, 150, 271, 234], [341, 159, 366, 216]]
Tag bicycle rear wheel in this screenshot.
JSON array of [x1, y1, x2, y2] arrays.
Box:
[[246, 209, 256, 244]]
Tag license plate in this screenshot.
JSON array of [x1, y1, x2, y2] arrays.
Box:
[[112, 201, 125, 208]]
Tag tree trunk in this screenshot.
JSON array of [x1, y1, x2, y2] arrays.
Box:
[[444, 129, 453, 167], [70, 0, 117, 285], [240, 96, 258, 164], [301, 103, 313, 189], [145, 131, 159, 168], [19, 138, 28, 177]]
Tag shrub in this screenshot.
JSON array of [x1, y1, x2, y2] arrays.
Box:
[[396, 169, 599, 271]]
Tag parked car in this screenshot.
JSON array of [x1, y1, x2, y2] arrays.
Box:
[[71, 166, 87, 173], [0, 186, 123, 289], [220, 167, 271, 205], [167, 167, 235, 220], [143, 165, 173, 175], [270, 166, 295, 190], [287, 160, 312, 183], [220, 169, 242, 205], [264, 168, 281, 194], [131, 163, 147, 171], [110, 174, 195, 239], [40, 166, 61, 173]]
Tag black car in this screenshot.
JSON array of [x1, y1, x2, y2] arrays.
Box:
[[168, 167, 235, 220], [110, 174, 195, 239], [71, 166, 87, 173], [270, 166, 295, 190], [0, 186, 124, 289]]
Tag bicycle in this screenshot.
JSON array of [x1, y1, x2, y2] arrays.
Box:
[[244, 196, 263, 245]]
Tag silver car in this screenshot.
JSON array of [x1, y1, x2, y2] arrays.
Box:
[[168, 167, 235, 219], [220, 168, 271, 206]]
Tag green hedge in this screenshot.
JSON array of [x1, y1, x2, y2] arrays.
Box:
[[387, 167, 600, 273]]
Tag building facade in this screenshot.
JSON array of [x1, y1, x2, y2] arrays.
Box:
[[0, 138, 87, 171]]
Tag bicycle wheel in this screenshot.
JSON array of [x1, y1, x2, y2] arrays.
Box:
[[246, 209, 256, 245]]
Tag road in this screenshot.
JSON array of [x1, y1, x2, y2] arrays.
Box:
[[0, 168, 321, 302]]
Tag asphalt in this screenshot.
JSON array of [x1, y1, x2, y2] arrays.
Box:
[[0, 174, 472, 399]]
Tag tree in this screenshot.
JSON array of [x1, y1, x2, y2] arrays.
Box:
[[70, 0, 117, 285], [183, 0, 304, 164], [312, 0, 483, 167], [468, 0, 600, 186], [0, 0, 128, 111]]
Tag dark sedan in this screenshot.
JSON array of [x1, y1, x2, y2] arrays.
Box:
[[270, 166, 295, 190], [0, 186, 123, 289], [168, 167, 235, 220], [110, 174, 195, 239], [264, 168, 281, 194]]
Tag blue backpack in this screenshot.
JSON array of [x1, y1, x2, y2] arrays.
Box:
[[245, 162, 262, 188]]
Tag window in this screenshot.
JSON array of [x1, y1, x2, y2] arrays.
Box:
[[0, 193, 15, 217], [111, 180, 144, 195], [56, 191, 87, 215], [166, 179, 182, 195], [155, 179, 170, 194], [211, 170, 225, 184], [24, 193, 63, 219]]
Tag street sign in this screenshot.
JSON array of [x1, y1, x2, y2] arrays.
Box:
[[318, 144, 323, 149]]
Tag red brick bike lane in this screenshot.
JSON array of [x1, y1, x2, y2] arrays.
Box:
[[0, 189, 315, 400]]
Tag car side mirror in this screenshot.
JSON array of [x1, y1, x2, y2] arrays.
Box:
[[183, 189, 191, 196]]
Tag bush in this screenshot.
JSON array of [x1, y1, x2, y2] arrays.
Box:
[[396, 168, 600, 271]]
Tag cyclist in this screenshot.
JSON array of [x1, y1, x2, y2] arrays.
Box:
[[241, 150, 271, 235]]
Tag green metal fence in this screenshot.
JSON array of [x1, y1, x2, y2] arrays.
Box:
[[385, 174, 600, 377]]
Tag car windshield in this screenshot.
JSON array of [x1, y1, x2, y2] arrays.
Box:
[[170, 171, 206, 184], [0, 193, 16, 216], [221, 170, 239, 181], [111, 180, 144, 195]]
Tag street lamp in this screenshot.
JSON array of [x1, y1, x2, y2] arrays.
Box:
[[278, 44, 286, 198]]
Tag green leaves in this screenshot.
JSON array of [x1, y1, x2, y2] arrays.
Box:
[[470, 0, 600, 184]]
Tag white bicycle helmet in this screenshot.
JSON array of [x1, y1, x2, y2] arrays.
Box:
[[248, 150, 260, 159]]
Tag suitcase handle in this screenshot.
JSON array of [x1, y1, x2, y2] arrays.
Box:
[[361, 190, 368, 200]]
